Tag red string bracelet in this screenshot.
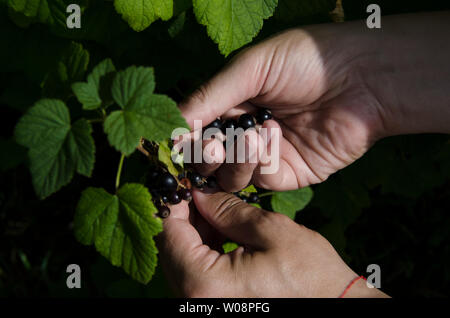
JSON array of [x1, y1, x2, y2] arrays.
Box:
[[338, 275, 367, 298]]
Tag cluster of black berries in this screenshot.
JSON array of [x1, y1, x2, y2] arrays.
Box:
[[204, 108, 272, 133], [148, 169, 218, 218], [188, 172, 218, 189], [147, 170, 192, 218], [234, 191, 260, 204], [147, 109, 271, 218]]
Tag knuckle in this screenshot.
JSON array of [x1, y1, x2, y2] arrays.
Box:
[[267, 211, 292, 227], [250, 209, 282, 234], [214, 194, 244, 224]]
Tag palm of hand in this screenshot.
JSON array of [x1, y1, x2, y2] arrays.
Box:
[[247, 29, 383, 190]]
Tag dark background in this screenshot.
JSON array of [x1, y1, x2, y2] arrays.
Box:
[[1, 0, 449, 297]]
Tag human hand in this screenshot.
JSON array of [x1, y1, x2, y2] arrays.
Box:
[[180, 12, 450, 192], [156, 189, 388, 298], [179, 25, 385, 192]]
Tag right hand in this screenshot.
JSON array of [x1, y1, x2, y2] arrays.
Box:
[[180, 26, 386, 192]]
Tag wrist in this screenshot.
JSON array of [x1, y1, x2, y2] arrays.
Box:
[[342, 277, 390, 298], [358, 12, 450, 137]]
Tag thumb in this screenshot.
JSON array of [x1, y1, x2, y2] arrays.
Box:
[[179, 50, 264, 129], [193, 189, 278, 250]]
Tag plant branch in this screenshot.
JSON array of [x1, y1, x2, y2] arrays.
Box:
[[88, 118, 104, 124], [115, 153, 125, 190], [258, 191, 276, 198]]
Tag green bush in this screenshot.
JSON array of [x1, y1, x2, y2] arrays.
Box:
[[0, 0, 449, 297]]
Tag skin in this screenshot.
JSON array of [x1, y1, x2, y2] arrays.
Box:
[[157, 12, 450, 297]]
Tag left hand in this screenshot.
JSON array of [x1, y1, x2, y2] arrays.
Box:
[[156, 189, 388, 298]]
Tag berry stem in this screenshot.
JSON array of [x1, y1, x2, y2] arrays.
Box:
[[100, 108, 107, 119], [258, 191, 276, 198], [115, 153, 125, 190], [87, 118, 104, 124]]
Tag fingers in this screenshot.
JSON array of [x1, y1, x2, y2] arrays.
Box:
[[193, 189, 278, 250], [250, 120, 301, 190], [193, 137, 226, 176], [156, 201, 220, 283], [179, 52, 261, 129], [195, 119, 300, 192], [216, 128, 261, 192]]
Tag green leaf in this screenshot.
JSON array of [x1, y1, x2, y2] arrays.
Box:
[[72, 58, 116, 110], [168, 11, 185, 37], [104, 94, 188, 155], [7, 0, 89, 30], [158, 140, 182, 176], [68, 119, 96, 177], [58, 42, 90, 81], [105, 66, 188, 155], [271, 187, 313, 219], [14, 99, 95, 199], [114, 0, 174, 32], [222, 242, 239, 253], [43, 42, 90, 98], [242, 184, 257, 193], [193, 0, 278, 56], [8, 0, 50, 20], [111, 66, 155, 108], [274, 0, 336, 22], [74, 184, 163, 284], [15, 99, 71, 150], [140, 94, 189, 141], [8, 6, 34, 28]]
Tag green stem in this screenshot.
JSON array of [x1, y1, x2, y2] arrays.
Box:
[[88, 118, 104, 124], [100, 108, 107, 119], [115, 153, 125, 190], [258, 191, 276, 198]]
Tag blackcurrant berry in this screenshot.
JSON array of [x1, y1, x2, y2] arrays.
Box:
[[189, 172, 204, 188], [222, 119, 237, 133], [206, 176, 218, 188], [168, 191, 182, 204], [238, 114, 256, 130], [206, 118, 222, 130], [248, 193, 260, 203], [160, 172, 178, 191], [147, 170, 161, 189], [241, 197, 249, 203], [178, 188, 192, 201], [157, 205, 170, 218], [256, 109, 272, 124], [161, 195, 169, 203]]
